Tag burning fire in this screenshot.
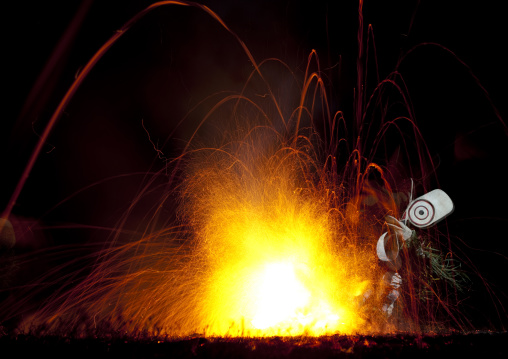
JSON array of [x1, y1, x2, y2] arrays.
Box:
[[11, 128, 378, 337], [181, 135, 375, 336]]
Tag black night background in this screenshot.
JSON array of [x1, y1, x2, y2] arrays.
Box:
[[1, 0, 507, 357]]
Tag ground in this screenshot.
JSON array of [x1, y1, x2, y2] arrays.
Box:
[[1, 332, 507, 359]]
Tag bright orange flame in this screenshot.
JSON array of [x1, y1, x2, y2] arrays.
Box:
[[183, 141, 374, 336]]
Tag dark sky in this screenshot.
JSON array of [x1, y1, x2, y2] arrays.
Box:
[[2, 0, 507, 328]]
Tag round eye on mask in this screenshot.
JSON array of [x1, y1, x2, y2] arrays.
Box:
[[404, 189, 453, 229], [408, 199, 435, 227]]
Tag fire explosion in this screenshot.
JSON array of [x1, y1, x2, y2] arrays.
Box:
[[3, 0, 503, 339], [180, 132, 375, 336], [12, 107, 381, 337]]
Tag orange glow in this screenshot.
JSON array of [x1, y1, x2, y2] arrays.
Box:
[[181, 139, 375, 336]]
